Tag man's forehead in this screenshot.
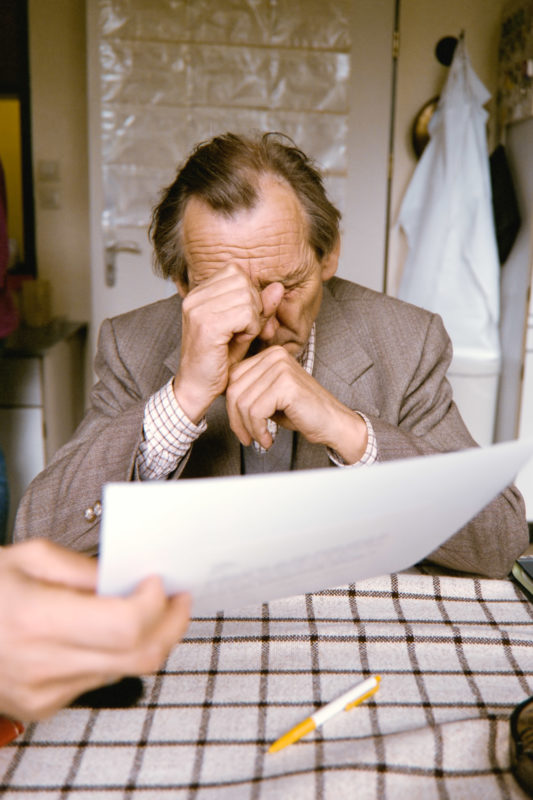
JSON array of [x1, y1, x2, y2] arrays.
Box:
[[182, 175, 308, 235], [181, 178, 314, 282], [185, 244, 314, 289]]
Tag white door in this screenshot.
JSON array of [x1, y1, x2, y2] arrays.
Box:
[[86, 0, 396, 358], [86, 3, 175, 360]]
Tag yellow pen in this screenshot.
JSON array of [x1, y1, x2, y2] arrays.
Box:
[[268, 675, 381, 753]]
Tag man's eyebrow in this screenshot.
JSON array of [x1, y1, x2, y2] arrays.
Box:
[[284, 263, 313, 284], [259, 263, 311, 288], [256, 274, 299, 291]]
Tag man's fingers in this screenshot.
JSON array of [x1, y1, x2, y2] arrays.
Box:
[[16, 572, 186, 655], [134, 590, 192, 671], [229, 376, 278, 446], [260, 282, 284, 319], [3, 576, 191, 709], [5, 672, 114, 722], [128, 576, 191, 654], [7, 539, 98, 592], [227, 348, 291, 446], [184, 264, 263, 324]]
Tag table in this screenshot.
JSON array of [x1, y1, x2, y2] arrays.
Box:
[[0, 570, 532, 799]]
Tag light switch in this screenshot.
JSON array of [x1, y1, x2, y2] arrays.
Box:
[[38, 185, 61, 209], [37, 159, 61, 182]]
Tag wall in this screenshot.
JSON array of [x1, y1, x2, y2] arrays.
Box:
[[28, 0, 90, 322], [27, 0, 509, 322], [387, 0, 509, 295]]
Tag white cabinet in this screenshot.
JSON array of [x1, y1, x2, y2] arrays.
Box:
[[495, 118, 533, 521], [0, 321, 87, 539], [516, 308, 533, 519]]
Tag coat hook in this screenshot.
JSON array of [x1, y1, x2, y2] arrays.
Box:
[[435, 35, 459, 66]]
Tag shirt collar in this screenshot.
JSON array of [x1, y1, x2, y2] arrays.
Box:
[[298, 323, 316, 375]]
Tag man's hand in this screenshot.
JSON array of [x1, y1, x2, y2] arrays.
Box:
[[173, 264, 284, 423], [226, 346, 368, 463], [0, 540, 190, 721]]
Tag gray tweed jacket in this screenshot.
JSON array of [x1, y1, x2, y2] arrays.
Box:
[[14, 278, 528, 577]]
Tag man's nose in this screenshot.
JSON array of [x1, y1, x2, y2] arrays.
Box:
[[259, 282, 283, 340], [259, 314, 280, 341]]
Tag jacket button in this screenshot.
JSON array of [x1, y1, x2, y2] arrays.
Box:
[[84, 507, 96, 522]]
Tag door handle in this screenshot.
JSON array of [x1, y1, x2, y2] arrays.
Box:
[[104, 241, 142, 287]]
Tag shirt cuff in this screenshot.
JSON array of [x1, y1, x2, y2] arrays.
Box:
[[327, 412, 378, 468], [136, 379, 207, 480]]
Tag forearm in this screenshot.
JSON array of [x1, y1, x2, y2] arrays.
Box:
[[327, 413, 378, 468], [368, 415, 528, 577], [426, 485, 528, 577], [136, 379, 206, 480]]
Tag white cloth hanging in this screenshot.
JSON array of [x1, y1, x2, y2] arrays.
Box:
[[397, 36, 500, 360]]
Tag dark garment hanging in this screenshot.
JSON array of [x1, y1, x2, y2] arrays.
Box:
[[490, 144, 521, 265]]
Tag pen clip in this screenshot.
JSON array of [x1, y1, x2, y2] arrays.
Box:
[[345, 680, 380, 711]]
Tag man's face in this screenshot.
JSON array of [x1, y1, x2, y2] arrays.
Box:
[[178, 175, 338, 358]]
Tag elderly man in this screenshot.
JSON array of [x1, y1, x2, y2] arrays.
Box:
[[15, 132, 527, 577]]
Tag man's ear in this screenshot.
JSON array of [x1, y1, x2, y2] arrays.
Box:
[[321, 237, 340, 281], [175, 278, 188, 298]]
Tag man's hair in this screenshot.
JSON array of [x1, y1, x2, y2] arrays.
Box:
[[149, 131, 341, 285]]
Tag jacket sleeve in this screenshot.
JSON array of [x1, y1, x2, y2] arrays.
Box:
[[13, 319, 151, 555], [367, 312, 528, 578]]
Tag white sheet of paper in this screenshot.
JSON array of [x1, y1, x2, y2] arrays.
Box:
[[98, 438, 533, 614]]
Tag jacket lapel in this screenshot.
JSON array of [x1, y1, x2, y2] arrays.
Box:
[[293, 282, 379, 470], [314, 283, 378, 411]]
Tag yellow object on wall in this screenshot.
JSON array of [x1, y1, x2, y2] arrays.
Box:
[[0, 97, 24, 262]]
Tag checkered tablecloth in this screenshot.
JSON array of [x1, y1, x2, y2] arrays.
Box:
[[1, 570, 533, 799]]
